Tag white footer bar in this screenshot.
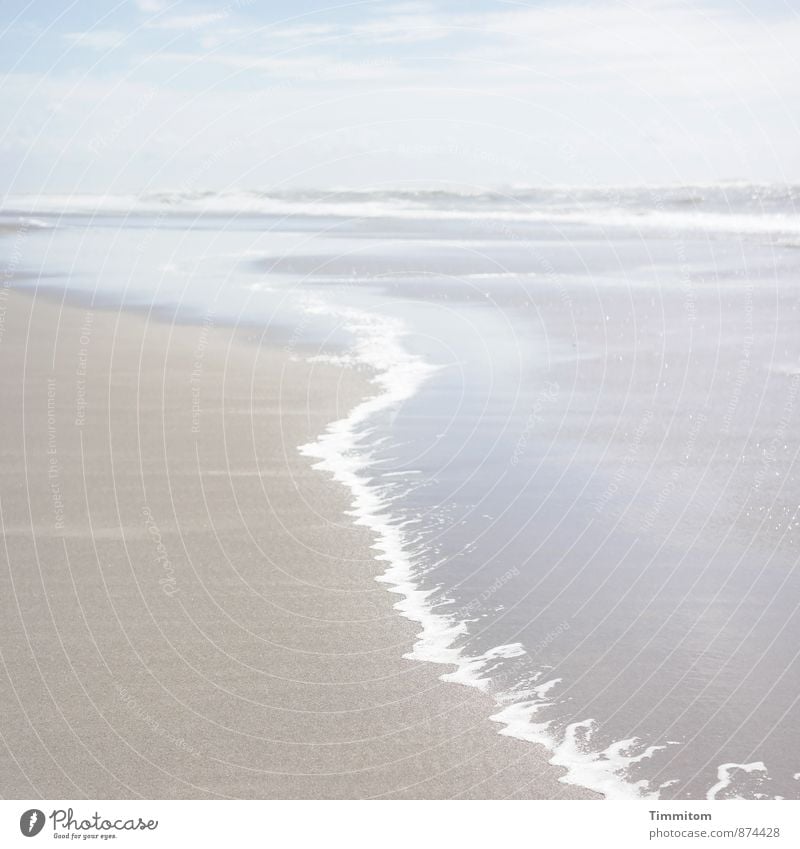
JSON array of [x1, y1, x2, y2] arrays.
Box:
[[2, 800, 797, 848]]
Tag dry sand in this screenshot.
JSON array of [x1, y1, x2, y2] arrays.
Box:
[[0, 291, 597, 799]]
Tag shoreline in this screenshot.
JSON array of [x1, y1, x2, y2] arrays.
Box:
[[294, 302, 636, 799], [0, 288, 599, 799]]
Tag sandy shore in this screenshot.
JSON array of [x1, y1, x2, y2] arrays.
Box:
[[0, 291, 597, 799]]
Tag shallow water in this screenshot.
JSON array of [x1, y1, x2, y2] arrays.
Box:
[[3, 184, 800, 798]]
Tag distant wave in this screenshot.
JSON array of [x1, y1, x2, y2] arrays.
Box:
[[2, 182, 798, 239]]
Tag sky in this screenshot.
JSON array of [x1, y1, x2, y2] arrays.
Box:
[[1, 0, 798, 193]]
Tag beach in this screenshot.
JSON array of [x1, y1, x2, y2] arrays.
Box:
[[0, 289, 596, 799], [2, 3, 799, 838], [1, 183, 799, 800]]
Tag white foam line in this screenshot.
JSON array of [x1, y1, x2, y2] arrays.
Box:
[[298, 302, 543, 697], [298, 303, 478, 680], [17, 216, 51, 229], [489, 681, 669, 799], [6, 193, 800, 238], [706, 762, 767, 800], [295, 297, 720, 801]]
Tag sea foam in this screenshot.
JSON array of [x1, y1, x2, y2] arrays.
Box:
[[297, 297, 682, 800]]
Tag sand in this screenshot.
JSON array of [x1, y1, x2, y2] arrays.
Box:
[[0, 290, 597, 799]]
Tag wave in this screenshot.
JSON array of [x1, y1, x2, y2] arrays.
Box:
[[706, 762, 768, 800], [3, 183, 799, 239], [295, 286, 788, 800], [295, 293, 695, 800]]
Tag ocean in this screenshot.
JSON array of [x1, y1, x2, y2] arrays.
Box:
[[3, 183, 799, 799]]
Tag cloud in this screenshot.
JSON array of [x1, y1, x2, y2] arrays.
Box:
[[63, 30, 128, 50], [146, 12, 228, 31], [135, 0, 167, 11], [4, 0, 800, 190], [456, 0, 800, 97], [156, 48, 401, 82], [143, 0, 800, 103]]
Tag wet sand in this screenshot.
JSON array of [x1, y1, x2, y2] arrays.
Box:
[[0, 290, 597, 799]]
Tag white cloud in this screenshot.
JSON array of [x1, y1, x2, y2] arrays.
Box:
[[64, 30, 128, 50], [146, 12, 228, 31], [156, 48, 401, 82], [5, 0, 800, 190], [148, 0, 800, 105], [135, 0, 167, 11], [456, 0, 800, 98]]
